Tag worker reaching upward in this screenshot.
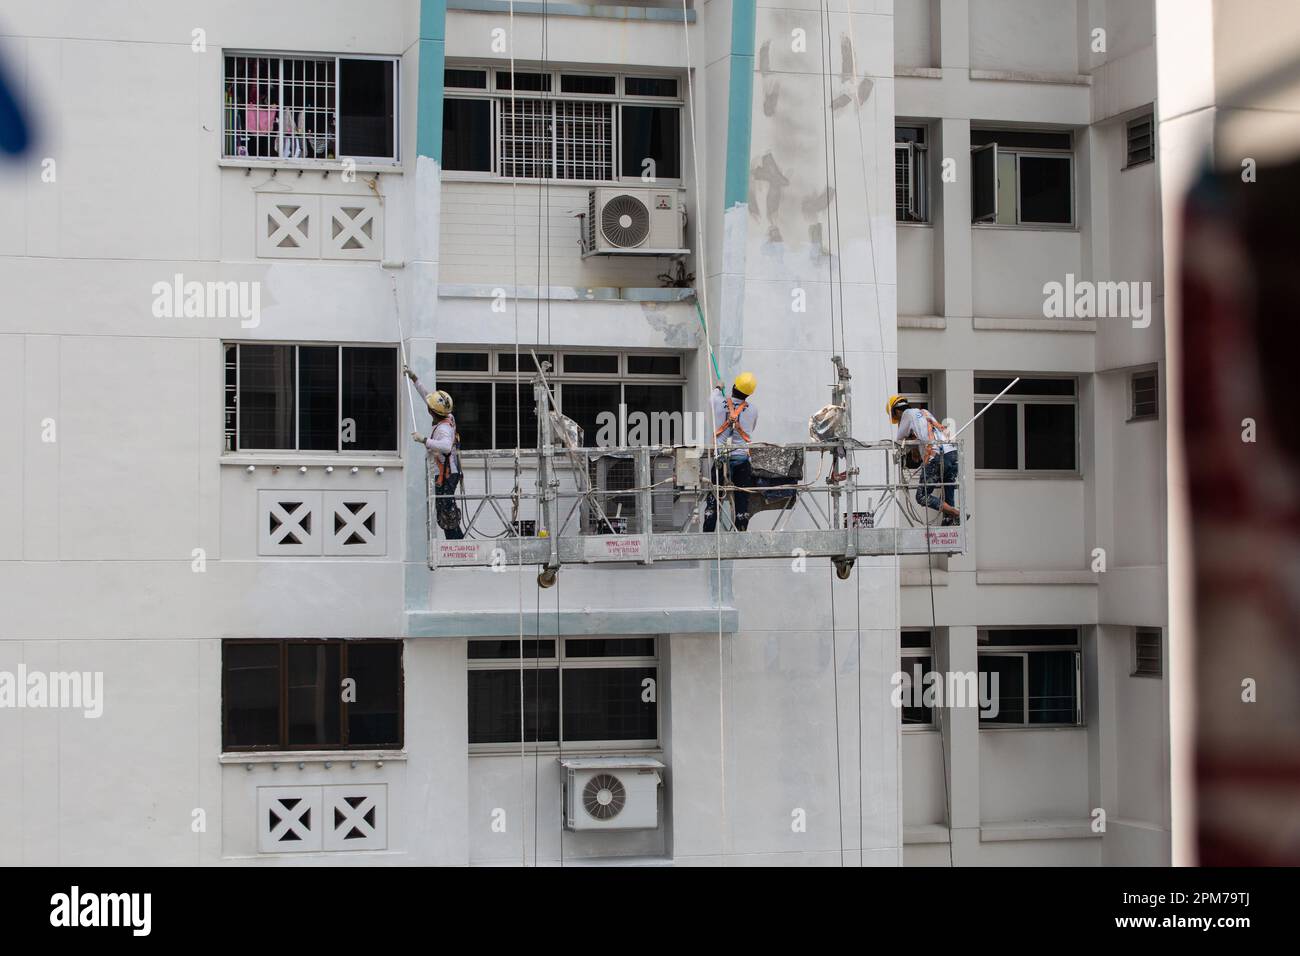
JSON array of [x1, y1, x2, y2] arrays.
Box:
[[704, 372, 758, 532], [887, 393, 963, 526], [406, 366, 464, 540]]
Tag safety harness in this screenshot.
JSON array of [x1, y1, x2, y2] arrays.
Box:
[[432, 413, 461, 485], [714, 396, 751, 445]]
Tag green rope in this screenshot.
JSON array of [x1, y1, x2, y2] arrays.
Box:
[[694, 297, 722, 384]]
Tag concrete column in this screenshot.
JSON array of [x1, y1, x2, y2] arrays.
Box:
[[936, 0, 971, 71], [943, 367, 975, 574], [942, 624, 981, 864], [933, 119, 972, 320]]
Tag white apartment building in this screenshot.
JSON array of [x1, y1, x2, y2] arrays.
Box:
[[1, 0, 1179, 865]]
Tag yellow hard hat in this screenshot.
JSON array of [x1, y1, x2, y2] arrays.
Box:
[[426, 389, 454, 417], [733, 371, 757, 396], [886, 393, 909, 421]]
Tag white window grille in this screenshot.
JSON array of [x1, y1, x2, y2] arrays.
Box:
[[499, 98, 552, 179], [895, 126, 928, 222]]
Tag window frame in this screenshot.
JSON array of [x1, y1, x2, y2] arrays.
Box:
[[220, 50, 401, 168], [223, 341, 402, 455], [1128, 366, 1159, 422], [441, 64, 685, 186], [900, 629, 936, 730], [434, 347, 686, 450], [221, 638, 405, 753], [977, 628, 1084, 729], [970, 131, 1075, 229], [973, 374, 1080, 477], [467, 636, 661, 754], [895, 125, 929, 224]]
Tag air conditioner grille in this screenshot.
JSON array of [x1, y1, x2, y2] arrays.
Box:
[[600, 194, 651, 247], [582, 773, 627, 820]]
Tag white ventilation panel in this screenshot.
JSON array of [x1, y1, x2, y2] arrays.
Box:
[[323, 491, 387, 556], [256, 195, 320, 258], [321, 196, 382, 260], [257, 785, 387, 853]]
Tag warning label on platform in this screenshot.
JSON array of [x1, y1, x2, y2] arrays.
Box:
[[925, 528, 962, 548], [439, 542, 483, 562], [586, 535, 646, 561]]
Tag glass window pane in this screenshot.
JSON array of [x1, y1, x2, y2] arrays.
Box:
[[625, 77, 678, 98], [984, 629, 1078, 647], [467, 668, 559, 744], [495, 381, 540, 450], [1009, 377, 1075, 396], [1024, 403, 1075, 469], [468, 640, 556, 660], [975, 376, 1016, 394], [623, 384, 683, 445], [239, 344, 295, 449], [346, 642, 402, 747], [445, 381, 491, 450], [298, 346, 338, 451], [560, 74, 615, 95], [339, 59, 395, 158], [901, 630, 932, 648], [996, 150, 1017, 225], [621, 105, 681, 179], [559, 383, 621, 449], [563, 353, 619, 374], [979, 655, 1025, 724], [445, 69, 488, 90], [442, 98, 492, 172], [287, 644, 342, 747], [975, 402, 1018, 469], [562, 667, 657, 742], [342, 347, 397, 452], [497, 71, 551, 92], [1029, 651, 1077, 724], [1018, 155, 1071, 223], [498, 352, 553, 373], [223, 643, 281, 748], [436, 352, 490, 372], [564, 638, 655, 658], [627, 354, 681, 375], [900, 655, 933, 725], [898, 375, 929, 395]]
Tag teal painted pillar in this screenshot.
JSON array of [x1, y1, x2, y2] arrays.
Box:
[[417, 0, 447, 161], [723, 0, 756, 209]]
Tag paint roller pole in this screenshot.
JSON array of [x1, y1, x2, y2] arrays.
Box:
[[950, 377, 1021, 442], [387, 269, 421, 433]]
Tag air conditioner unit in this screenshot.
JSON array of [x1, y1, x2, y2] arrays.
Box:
[[586, 187, 688, 256], [560, 756, 665, 831]]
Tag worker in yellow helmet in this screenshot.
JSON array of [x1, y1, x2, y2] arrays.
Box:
[[406, 365, 464, 539], [704, 372, 759, 532], [887, 393, 962, 526]]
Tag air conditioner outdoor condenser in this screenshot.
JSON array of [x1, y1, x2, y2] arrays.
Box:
[[560, 756, 665, 831], [585, 187, 688, 256]]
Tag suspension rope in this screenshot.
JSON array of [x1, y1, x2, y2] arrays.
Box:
[[816, 0, 848, 866]]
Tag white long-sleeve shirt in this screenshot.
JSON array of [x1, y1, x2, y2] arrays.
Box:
[[411, 375, 460, 475]]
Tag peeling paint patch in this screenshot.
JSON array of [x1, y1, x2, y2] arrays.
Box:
[[641, 302, 701, 348]]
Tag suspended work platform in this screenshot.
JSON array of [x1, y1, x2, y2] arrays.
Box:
[[426, 373, 967, 581]]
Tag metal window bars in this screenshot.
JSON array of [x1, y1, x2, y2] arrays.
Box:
[[224, 54, 337, 160], [426, 368, 967, 583], [499, 99, 614, 180]]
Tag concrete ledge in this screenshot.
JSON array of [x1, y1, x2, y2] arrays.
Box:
[[973, 316, 1097, 333], [898, 315, 947, 330], [896, 67, 943, 79], [407, 607, 738, 637], [901, 569, 948, 587], [219, 750, 406, 765], [448, 0, 695, 22], [975, 570, 1097, 586], [438, 284, 695, 303], [980, 820, 1100, 842], [904, 824, 951, 845], [970, 69, 1092, 87]]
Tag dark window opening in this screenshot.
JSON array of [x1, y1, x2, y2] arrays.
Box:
[[443, 98, 492, 172]]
